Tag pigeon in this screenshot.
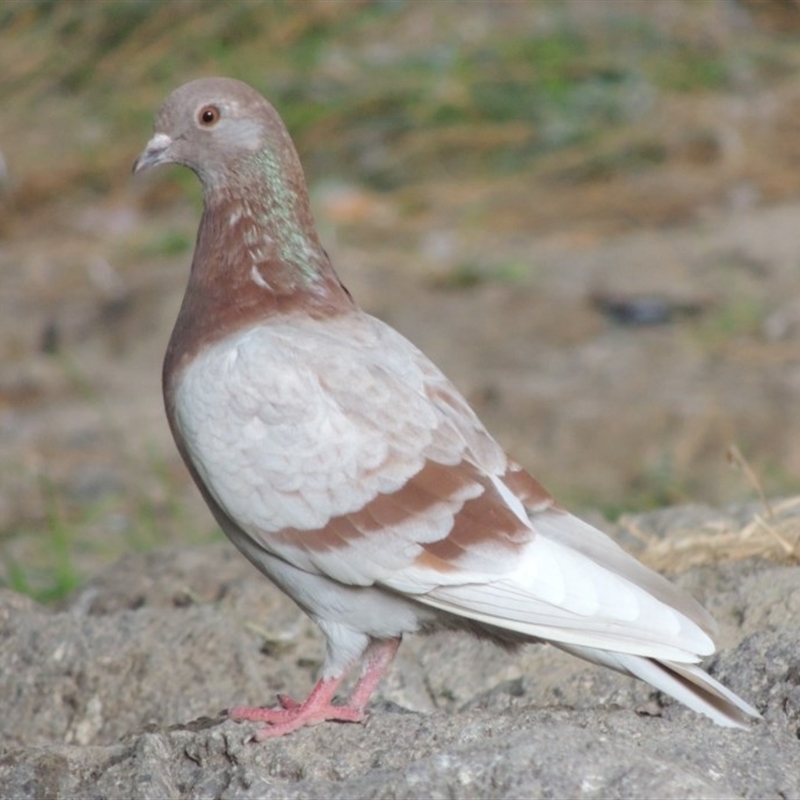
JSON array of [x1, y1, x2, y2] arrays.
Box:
[[133, 77, 760, 739]]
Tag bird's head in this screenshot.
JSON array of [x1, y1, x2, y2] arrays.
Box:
[[133, 77, 298, 196]]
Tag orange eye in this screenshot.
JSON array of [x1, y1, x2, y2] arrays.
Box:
[[198, 105, 220, 126]]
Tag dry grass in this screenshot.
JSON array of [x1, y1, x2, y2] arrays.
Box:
[[622, 496, 800, 572], [621, 440, 800, 572], [619, 445, 800, 571]]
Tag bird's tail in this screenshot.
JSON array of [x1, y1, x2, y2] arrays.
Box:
[[554, 642, 761, 728]]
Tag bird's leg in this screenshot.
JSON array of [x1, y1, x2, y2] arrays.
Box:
[[229, 637, 401, 739], [346, 636, 401, 710]]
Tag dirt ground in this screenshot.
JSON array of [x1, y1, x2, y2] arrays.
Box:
[[1, 0, 799, 599]]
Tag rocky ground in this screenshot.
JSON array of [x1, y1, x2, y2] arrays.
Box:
[[1, 503, 799, 799]]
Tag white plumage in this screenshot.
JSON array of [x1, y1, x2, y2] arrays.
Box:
[[134, 77, 761, 738]]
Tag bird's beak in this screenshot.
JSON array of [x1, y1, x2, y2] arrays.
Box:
[[132, 132, 173, 174]]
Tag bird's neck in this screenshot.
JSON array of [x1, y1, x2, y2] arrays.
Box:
[[198, 188, 328, 295], [163, 166, 354, 387], [221, 145, 331, 286]]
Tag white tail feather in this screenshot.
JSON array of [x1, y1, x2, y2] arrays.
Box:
[[555, 642, 761, 728]]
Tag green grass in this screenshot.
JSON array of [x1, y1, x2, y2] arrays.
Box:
[[1, 467, 219, 604], [3, 1, 792, 204], [693, 298, 767, 348], [5, 477, 82, 604], [650, 49, 730, 92], [135, 228, 193, 259], [433, 259, 531, 290], [569, 460, 700, 524]]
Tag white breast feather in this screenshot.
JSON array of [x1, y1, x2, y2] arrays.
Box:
[[173, 316, 470, 535]]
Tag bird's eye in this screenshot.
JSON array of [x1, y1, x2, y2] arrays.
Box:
[[198, 105, 221, 126]]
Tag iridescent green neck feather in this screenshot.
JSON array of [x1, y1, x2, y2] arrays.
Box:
[[197, 143, 329, 297]]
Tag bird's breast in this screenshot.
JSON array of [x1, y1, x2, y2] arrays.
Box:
[[165, 321, 436, 539]]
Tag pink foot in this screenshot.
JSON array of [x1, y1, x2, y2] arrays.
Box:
[[229, 638, 401, 740], [228, 680, 365, 739]]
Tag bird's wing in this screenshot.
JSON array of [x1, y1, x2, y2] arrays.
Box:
[[173, 311, 715, 662]]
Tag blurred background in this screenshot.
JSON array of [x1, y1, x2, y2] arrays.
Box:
[[2, 0, 800, 601]]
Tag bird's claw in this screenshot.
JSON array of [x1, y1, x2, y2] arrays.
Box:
[[228, 696, 367, 739]]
